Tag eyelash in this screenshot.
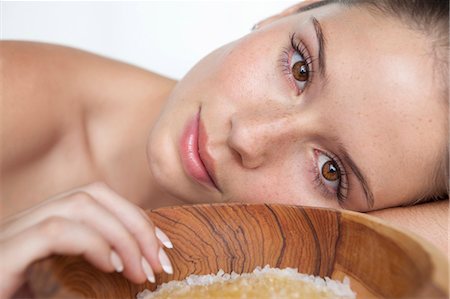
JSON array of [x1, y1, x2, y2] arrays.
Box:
[[279, 34, 347, 203], [279, 33, 315, 95], [312, 150, 349, 204]]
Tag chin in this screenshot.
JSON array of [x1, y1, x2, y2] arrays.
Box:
[[150, 163, 223, 205], [147, 119, 222, 205]]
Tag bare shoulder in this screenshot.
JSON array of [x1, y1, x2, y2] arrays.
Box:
[[368, 200, 449, 257], [1, 41, 173, 167], [1, 41, 175, 216], [1, 41, 75, 170]]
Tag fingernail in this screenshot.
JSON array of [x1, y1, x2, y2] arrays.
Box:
[[155, 227, 173, 249], [141, 257, 155, 283], [110, 250, 123, 272], [158, 248, 173, 274]]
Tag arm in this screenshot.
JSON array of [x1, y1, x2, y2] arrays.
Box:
[[368, 200, 449, 257], [1, 41, 175, 217], [1, 41, 79, 172], [1, 42, 176, 297], [1, 40, 172, 174], [1, 182, 173, 298]]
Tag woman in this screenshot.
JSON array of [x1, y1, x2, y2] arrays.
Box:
[[1, 0, 448, 297]]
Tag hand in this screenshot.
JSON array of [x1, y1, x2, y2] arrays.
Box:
[[0, 182, 173, 298]]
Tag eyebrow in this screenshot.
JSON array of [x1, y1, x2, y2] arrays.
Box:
[[337, 143, 375, 208], [312, 17, 327, 78], [297, 4, 373, 206], [297, 0, 334, 14]]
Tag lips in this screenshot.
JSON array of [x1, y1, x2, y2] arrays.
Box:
[[179, 111, 219, 191], [198, 118, 221, 190]]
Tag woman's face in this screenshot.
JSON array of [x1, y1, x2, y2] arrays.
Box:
[[148, 2, 445, 212]]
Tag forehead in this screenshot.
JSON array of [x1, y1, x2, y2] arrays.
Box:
[[318, 4, 438, 120], [300, 4, 445, 208]]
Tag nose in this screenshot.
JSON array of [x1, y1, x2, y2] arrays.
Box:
[[227, 110, 301, 169]]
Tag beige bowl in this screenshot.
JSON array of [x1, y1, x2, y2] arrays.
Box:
[[28, 203, 449, 298]]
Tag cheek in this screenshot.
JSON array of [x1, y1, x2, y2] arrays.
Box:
[[225, 157, 338, 208], [203, 34, 284, 104], [174, 28, 291, 113]]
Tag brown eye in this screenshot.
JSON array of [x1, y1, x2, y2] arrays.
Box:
[[322, 160, 340, 181], [292, 60, 309, 81]]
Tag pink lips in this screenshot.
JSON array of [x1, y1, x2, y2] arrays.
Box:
[[180, 111, 218, 190]]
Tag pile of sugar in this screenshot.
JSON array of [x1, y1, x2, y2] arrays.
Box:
[[137, 265, 356, 299]]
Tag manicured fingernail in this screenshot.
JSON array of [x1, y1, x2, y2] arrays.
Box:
[[110, 250, 123, 272], [141, 257, 155, 283], [155, 227, 173, 249], [158, 248, 173, 274]]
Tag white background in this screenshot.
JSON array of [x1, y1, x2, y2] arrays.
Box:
[[2, 1, 298, 79]]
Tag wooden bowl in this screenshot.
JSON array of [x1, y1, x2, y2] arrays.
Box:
[[28, 203, 448, 298]]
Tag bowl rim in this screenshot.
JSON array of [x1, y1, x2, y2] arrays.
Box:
[[28, 203, 449, 298], [151, 202, 449, 293]]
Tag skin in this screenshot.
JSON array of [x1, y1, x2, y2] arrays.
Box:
[[0, 1, 448, 298], [148, 2, 446, 212]]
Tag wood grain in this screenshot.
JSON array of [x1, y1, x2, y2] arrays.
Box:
[[27, 203, 449, 298]]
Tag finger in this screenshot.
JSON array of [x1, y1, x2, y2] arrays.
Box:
[[1, 191, 149, 283], [139, 209, 173, 249], [85, 183, 171, 273], [60, 192, 148, 282], [14, 217, 115, 271], [0, 216, 114, 298], [155, 226, 173, 249]]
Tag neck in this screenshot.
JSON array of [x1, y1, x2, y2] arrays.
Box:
[[89, 73, 183, 210]]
